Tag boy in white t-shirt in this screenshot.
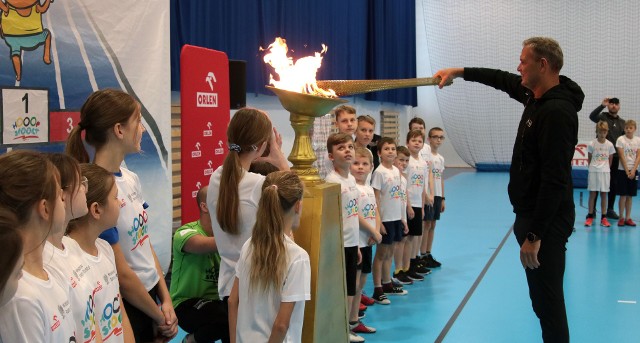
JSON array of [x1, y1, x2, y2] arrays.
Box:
[[371, 137, 409, 303], [422, 127, 446, 268], [405, 130, 434, 276], [349, 147, 382, 335], [324, 133, 365, 342], [615, 120, 640, 226], [585, 121, 616, 227], [409, 117, 432, 162]]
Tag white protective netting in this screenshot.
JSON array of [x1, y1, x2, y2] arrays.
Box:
[[420, 0, 640, 169]]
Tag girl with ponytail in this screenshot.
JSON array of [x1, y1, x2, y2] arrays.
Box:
[[228, 171, 310, 343], [0, 209, 23, 307], [206, 107, 289, 301], [66, 89, 178, 342]]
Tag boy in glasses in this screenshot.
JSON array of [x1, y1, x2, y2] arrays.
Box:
[[421, 127, 446, 268]]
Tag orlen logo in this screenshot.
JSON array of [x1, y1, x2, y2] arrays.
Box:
[[215, 140, 224, 155], [12, 116, 41, 140], [197, 72, 218, 108]]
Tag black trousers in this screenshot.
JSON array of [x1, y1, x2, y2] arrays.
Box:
[[514, 209, 574, 343], [175, 298, 230, 343]]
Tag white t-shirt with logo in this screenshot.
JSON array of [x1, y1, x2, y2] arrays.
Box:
[[430, 153, 445, 197], [235, 236, 310, 343], [0, 266, 76, 343], [587, 139, 616, 172], [371, 164, 403, 222], [103, 168, 159, 291], [356, 183, 377, 247], [43, 237, 99, 343], [81, 238, 125, 342], [406, 155, 428, 207], [208, 166, 265, 298], [325, 170, 360, 248], [616, 135, 640, 171]]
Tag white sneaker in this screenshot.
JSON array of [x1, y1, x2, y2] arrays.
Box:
[[349, 331, 365, 342]]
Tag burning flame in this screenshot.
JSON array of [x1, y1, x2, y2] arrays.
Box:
[[262, 37, 336, 98]]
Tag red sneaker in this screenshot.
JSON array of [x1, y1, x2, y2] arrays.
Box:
[[626, 219, 636, 226], [351, 321, 377, 334], [359, 302, 366, 312], [618, 219, 626, 226], [584, 217, 593, 227], [600, 218, 611, 227], [360, 294, 375, 306]]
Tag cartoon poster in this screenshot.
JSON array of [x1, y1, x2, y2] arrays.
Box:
[[0, 0, 172, 271]]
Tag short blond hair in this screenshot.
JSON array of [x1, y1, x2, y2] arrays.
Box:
[[354, 146, 373, 164], [625, 120, 637, 129]]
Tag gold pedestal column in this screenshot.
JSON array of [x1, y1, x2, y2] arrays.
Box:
[[267, 86, 349, 343]]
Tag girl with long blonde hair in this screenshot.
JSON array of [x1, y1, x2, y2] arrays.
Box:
[[228, 171, 310, 343]]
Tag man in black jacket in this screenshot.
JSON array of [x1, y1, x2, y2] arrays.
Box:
[[434, 37, 583, 343], [589, 97, 625, 219]]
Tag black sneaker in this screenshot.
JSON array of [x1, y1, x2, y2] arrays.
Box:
[[391, 279, 404, 288], [393, 270, 413, 285], [423, 254, 442, 268], [406, 269, 424, 281], [383, 284, 408, 296], [371, 291, 390, 305], [358, 310, 366, 319], [413, 260, 432, 275], [606, 209, 620, 220]]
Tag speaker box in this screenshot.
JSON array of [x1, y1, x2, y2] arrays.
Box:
[[229, 60, 246, 109]]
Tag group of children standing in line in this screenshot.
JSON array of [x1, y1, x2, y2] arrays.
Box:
[[0, 94, 448, 343], [324, 107, 446, 342], [585, 119, 640, 227]]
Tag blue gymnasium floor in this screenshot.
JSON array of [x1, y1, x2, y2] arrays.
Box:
[[172, 169, 640, 343]]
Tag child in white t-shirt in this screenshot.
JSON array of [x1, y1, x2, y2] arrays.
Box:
[[228, 171, 310, 343], [422, 127, 446, 268], [350, 147, 382, 334], [371, 137, 409, 304], [0, 150, 77, 343], [615, 120, 640, 226], [324, 133, 365, 342], [585, 122, 616, 227]]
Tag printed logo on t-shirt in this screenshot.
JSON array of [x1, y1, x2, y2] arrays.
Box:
[[99, 294, 124, 341], [345, 198, 359, 218], [52, 299, 72, 332], [128, 210, 150, 251], [389, 185, 402, 199], [361, 202, 376, 220], [80, 293, 98, 342], [204, 265, 219, 283], [410, 173, 424, 186], [432, 167, 443, 180]]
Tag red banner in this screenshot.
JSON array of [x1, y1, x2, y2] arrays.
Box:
[[180, 45, 230, 224]]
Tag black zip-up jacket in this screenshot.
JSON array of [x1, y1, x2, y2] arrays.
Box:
[[464, 68, 584, 239]]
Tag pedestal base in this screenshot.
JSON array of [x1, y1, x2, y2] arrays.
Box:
[[294, 181, 348, 343]]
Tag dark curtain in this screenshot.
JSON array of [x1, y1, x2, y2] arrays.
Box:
[[170, 0, 416, 106]]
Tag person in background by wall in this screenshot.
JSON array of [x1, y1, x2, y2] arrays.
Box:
[[589, 97, 625, 220]]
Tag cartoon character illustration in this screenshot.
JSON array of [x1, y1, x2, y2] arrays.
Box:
[[0, 0, 53, 81]]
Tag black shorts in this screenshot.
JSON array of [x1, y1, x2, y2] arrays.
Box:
[[344, 246, 358, 296], [381, 220, 404, 244], [615, 169, 638, 196], [356, 245, 373, 274], [424, 196, 443, 221], [407, 207, 423, 236], [175, 298, 230, 343], [122, 284, 158, 342]]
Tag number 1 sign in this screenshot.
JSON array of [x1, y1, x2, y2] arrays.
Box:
[[2, 88, 49, 145]]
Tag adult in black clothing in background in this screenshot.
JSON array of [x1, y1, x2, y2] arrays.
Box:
[[589, 97, 626, 219], [434, 37, 583, 343]]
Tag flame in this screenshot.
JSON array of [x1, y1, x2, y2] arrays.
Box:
[[262, 37, 336, 98]]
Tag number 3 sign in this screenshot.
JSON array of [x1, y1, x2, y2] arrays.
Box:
[[2, 88, 49, 145]]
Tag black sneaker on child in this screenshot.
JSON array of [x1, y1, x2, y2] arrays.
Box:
[[412, 259, 431, 275], [371, 291, 390, 305], [392, 270, 413, 285], [406, 269, 424, 281], [422, 254, 441, 268], [383, 283, 408, 295]]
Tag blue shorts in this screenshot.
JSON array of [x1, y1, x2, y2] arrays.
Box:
[[424, 196, 443, 221], [4, 30, 49, 56], [381, 220, 403, 245]]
